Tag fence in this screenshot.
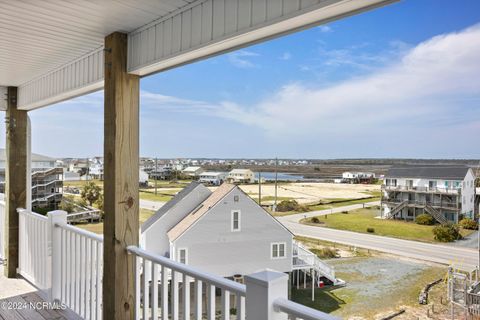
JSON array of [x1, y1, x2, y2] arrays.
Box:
[[128, 246, 338, 320]]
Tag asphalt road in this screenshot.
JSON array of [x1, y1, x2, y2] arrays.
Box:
[[278, 202, 478, 271]]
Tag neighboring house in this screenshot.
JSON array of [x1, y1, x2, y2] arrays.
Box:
[[139, 169, 149, 187], [381, 165, 476, 223], [342, 172, 376, 184], [148, 167, 173, 180], [89, 163, 104, 180], [227, 169, 255, 184], [141, 182, 343, 286], [182, 166, 203, 177], [198, 171, 227, 185], [0, 149, 63, 210]]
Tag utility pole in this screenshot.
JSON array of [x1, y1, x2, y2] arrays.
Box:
[[258, 171, 262, 205], [154, 157, 158, 195], [274, 157, 278, 212]]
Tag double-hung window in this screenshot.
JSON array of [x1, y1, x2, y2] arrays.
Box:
[[271, 242, 286, 259], [231, 210, 241, 232], [178, 248, 187, 264]]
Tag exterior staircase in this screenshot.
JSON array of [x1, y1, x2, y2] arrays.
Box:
[[425, 204, 448, 224], [385, 200, 408, 219], [292, 241, 345, 287]]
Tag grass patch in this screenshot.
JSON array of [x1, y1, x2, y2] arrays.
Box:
[[307, 197, 380, 212], [64, 179, 104, 189], [77, 208, 155, 234], [302, 208, 474, 243], [139, 190, 176, 202]]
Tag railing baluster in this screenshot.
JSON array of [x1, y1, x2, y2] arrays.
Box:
[[135, 255, 141, 319], [76, 233, 81, 313], [207, 285, 215, 320], [80, 235, 86, 318], [221, 290, 230, 320], [183, 274, 190, 320], [194, 280, 202, 320], [161, 266, 169, 320], [143, 258, 150, 320], [236, 295, 245, 320], [152, 263, 159, 320], [61, 228, 65, 302], [70, 230, 75, 310], [172, 271, 179, 320], [96, 241, 102, 320], [89, 239, 94, 320]]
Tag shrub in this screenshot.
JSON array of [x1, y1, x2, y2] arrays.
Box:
[[276, 200, 308, 212], [342, 211, 349, 214], [459, 218, 478, 230], [310, 217, 320, 223], [311, 247, 338, 259], [433, 224, 462, 242], [415, 213, 435, 225], [367, 227, 375, 233]]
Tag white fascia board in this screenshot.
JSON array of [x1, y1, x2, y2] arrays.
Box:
[[17, 47, 104, 110], [0, 86, 7, 111], [128, 0, 398, 76]]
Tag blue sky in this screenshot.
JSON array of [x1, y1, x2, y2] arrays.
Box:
[[4, 0, 480, 159]]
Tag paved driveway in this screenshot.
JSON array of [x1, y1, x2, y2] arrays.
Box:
[[139, 199, 165, 211], [278, 202, 479, 271]]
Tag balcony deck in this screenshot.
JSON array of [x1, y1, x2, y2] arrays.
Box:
[[0, 264, 80, 320]]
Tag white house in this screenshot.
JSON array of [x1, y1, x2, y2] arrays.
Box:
[[342, 171, 375, 183], [182, 166, 203, 177], [198, 171, 227, 185], [381, 165, 476, 223], [139, 169, 149, 187], [141, 182, 343, 286], [227, 169, 255, 184]]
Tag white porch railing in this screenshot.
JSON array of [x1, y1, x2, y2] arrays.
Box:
[[127, 246, 338, 320], [7, 208, 340, 320], [18, 208, 50, 293], [54, 217, 104, 320], [293, 241, 340, 285]]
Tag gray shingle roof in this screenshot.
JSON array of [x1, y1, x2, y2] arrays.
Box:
[[141, 181, 205, 232], [386, 165, 471, 180]]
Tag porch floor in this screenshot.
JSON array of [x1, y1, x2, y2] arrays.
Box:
[[0, 263, 80, 320]]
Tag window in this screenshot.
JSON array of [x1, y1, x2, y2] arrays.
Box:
[[271, 242, 286, 259], [231, 210, 241, 231], [429, 181, 437, 189], [178, 248, 187, 264], [234, 195, 239, 202]]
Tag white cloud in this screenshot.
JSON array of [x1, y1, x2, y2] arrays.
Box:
[[195, 24, 480, 139], [279, 52, 292, 60], [318, 25, 332, 33], [227, 50, 260, 68]]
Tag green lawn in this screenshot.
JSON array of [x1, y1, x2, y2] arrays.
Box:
[[139, 190, 176, 202], [64, 179, 104, 188], [77, 208, 155, 234], [302, 207, 474, 242]]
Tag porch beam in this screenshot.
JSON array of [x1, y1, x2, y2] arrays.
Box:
[[4, 87, 28, 278], [103, 32, 140, 319]]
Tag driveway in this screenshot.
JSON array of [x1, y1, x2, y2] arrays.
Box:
[[278, 202, 479, 271]]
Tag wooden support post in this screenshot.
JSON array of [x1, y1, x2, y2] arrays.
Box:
[[103, 32, 140, 319], [4, 87, 28, 278]]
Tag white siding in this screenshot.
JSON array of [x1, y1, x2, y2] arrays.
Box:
[[173, 188, 292, 277], [462, 169, 476, 218], [128, 0, 395, 76]]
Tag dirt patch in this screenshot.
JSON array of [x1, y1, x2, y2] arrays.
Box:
[[238, 182, 380, 204]]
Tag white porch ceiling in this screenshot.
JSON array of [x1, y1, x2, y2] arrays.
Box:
[[0, 0, 397, 111]]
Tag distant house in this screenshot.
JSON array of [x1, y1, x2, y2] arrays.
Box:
[[227, 169, 255, 184], [342, 171, 375, 184], [139, 169, 149, 187], [182, 166, 203, 177], [381, 165, 476, 223], [0, 149, 63, 210], [198, 171, 227, 185], [141, 182, 343, 286], [148, 167, 173, 180]]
